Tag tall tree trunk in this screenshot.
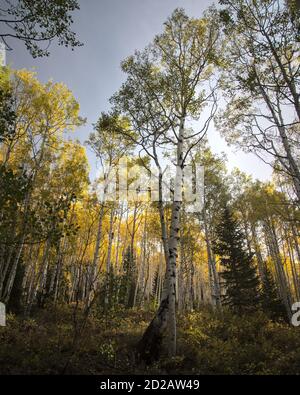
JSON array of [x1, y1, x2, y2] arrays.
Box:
[[202, 205, 221, 308], [136, 209, 148, 307], [105, 206, 115, 309], [250, 222, 266, 281], [264, 221, 292, 320], [86, 203, 105, 307], [137, 118, 185, 361]]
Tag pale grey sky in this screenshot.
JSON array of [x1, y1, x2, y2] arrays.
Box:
[[7, 0, 272, 181]]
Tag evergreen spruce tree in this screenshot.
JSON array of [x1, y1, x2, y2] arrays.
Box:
[[213, 207, 260, 314], [261, 267, 287, 322]]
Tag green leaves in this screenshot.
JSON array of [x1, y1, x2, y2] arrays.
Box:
[[219, 9, 233, 25], [0, 0, 82, 57], [217, 0, 300, 196]]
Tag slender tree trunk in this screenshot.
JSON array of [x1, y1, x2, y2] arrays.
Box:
[[114, 204, 124, 275], [264, 221, 292, 320], [136, 209, 148, 307], [105, 206, 115, 309], [137, 118, 185, 361], [86, 203, 105, 307], [203, 206, 221, 308], [250, 223, 266, 281]]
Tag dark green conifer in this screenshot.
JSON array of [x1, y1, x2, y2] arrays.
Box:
[[213, 207, 260, 313]]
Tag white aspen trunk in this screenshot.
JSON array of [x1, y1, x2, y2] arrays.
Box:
[[158, 247, 164, 304], [243, 217, 253, 256], [86, 203, 105, 307], [264, 221, 292, 320], [189, 248, 195, 311], [2, 188, 32, 303], [54, 241, 68, 304], [282, 223, 300, 302], [202, 206, 221, 308], [48, 237, 66, 298], [115, 207, 130, 305], [141, 247, 151, 305], [137, 119, 185, 361], [25, 254, 39, 307], [250, 223, 266, 281], [279, 226, 293, 295], [35, 240, 51, 298], [135, 209, 147, 307], [23, 244, 40, 302], [105, 206, 115, 309], [292, 225, 300, 263], [0, 243, 16, 299], [177, 256, 184, 312], [125, 203, 138, 308], [114, 203, 124, 275], [287, 237, 300, 301], [49, 264, 57, 295], [157, 170, 170, 269], [166, 118, 185, 357]]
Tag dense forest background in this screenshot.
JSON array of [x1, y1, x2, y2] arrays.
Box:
[[0, 0, 300, 375]]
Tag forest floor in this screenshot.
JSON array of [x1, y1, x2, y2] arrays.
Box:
[[0, 305, 300, 375]]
